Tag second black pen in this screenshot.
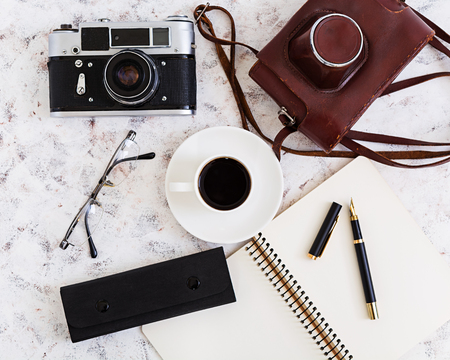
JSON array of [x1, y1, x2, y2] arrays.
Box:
[[350, 198, 379, 320]]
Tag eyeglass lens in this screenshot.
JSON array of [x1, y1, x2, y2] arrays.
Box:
[[106, 139, 140, 187], [66, 199, 104, 248]]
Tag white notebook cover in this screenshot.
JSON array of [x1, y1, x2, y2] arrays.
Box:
[[142, 157, 450, 360]]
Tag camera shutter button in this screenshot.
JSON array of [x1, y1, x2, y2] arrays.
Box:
[[165, 15, 191, 22]]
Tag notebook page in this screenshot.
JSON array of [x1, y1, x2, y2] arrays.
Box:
[[257, 156, 450, 359]]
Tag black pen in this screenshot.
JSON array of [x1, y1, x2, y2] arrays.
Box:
[[350, 199, 379, 320]]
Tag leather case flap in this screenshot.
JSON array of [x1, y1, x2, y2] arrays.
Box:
[[252, 0, 434, 152], [61, 247, 234, 330]]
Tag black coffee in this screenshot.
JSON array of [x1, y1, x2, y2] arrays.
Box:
[[198, 157, 251, 211]]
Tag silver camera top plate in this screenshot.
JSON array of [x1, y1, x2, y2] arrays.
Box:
[[48, 16, 195, 57]]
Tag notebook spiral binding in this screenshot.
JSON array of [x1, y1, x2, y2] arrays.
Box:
[[246, 233, 353, 360]]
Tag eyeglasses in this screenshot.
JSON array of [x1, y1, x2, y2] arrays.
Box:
[[59, 130, 155, 258]]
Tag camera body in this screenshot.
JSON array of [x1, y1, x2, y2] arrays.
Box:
[[48, 16, 196, 117]]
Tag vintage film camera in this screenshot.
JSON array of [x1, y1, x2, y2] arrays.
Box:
[[48, 16, 196, 117]]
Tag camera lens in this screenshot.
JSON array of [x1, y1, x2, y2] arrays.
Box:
[[116, 64, 140, 87], [104, 50, 159, 106]]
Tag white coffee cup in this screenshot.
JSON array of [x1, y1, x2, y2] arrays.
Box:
[[169, 154, 253, 212]]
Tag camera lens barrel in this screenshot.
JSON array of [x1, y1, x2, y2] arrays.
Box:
[[104, 50, 159, 106]]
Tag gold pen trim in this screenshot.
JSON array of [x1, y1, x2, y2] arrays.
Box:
[[367, 302, 379, 320], [349, 198, 358, 221], [318, 215, 339, 258], [308, 214, 340, 260], [353, 239, 364, 244]]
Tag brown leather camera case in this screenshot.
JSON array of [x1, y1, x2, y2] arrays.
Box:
[[249, 0, 433, 153]]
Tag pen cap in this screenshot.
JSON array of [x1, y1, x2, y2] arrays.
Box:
[[308, 202, 342, 259]]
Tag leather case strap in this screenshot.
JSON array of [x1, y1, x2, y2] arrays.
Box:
[[194, 3, 450, 168], [194, 4, 369, 159], [382, 8, 450, 95]]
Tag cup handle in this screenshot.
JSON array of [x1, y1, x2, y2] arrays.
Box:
[[169, 182, 195, 192]]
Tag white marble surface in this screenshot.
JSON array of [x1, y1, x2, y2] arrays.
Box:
[[1, 0, 450, 359]]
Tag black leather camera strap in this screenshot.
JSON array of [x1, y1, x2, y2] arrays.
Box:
[[194, 3, 450, 168]]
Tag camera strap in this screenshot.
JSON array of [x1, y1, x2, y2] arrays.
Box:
[[194, 3, 450, 168]]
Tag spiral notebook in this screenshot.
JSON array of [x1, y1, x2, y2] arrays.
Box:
[[142, 157, 450, 359]]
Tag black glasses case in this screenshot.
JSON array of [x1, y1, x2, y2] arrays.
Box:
[[60, 247, 236, 342]]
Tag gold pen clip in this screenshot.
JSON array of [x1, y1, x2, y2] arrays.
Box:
[[318, 215, 339, 258], [308, 201, 342, 260]]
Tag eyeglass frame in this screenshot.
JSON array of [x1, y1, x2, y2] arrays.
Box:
[[59, 130, 156, 258]]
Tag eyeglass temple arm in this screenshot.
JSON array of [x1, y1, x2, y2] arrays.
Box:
[[105, 151, 156, 177], [90, 152, 156, 198], [85, 207, 98, 258]]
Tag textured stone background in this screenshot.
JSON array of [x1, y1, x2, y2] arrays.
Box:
[[1, 0, 450, 359]]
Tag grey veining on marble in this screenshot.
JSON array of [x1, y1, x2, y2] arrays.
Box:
[[1, 0, 450, 359]]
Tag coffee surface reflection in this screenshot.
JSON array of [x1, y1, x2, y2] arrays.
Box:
[[198, 157, 251, 211]]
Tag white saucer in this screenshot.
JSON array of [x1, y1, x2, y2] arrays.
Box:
[[165, 126, 283, 244]]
